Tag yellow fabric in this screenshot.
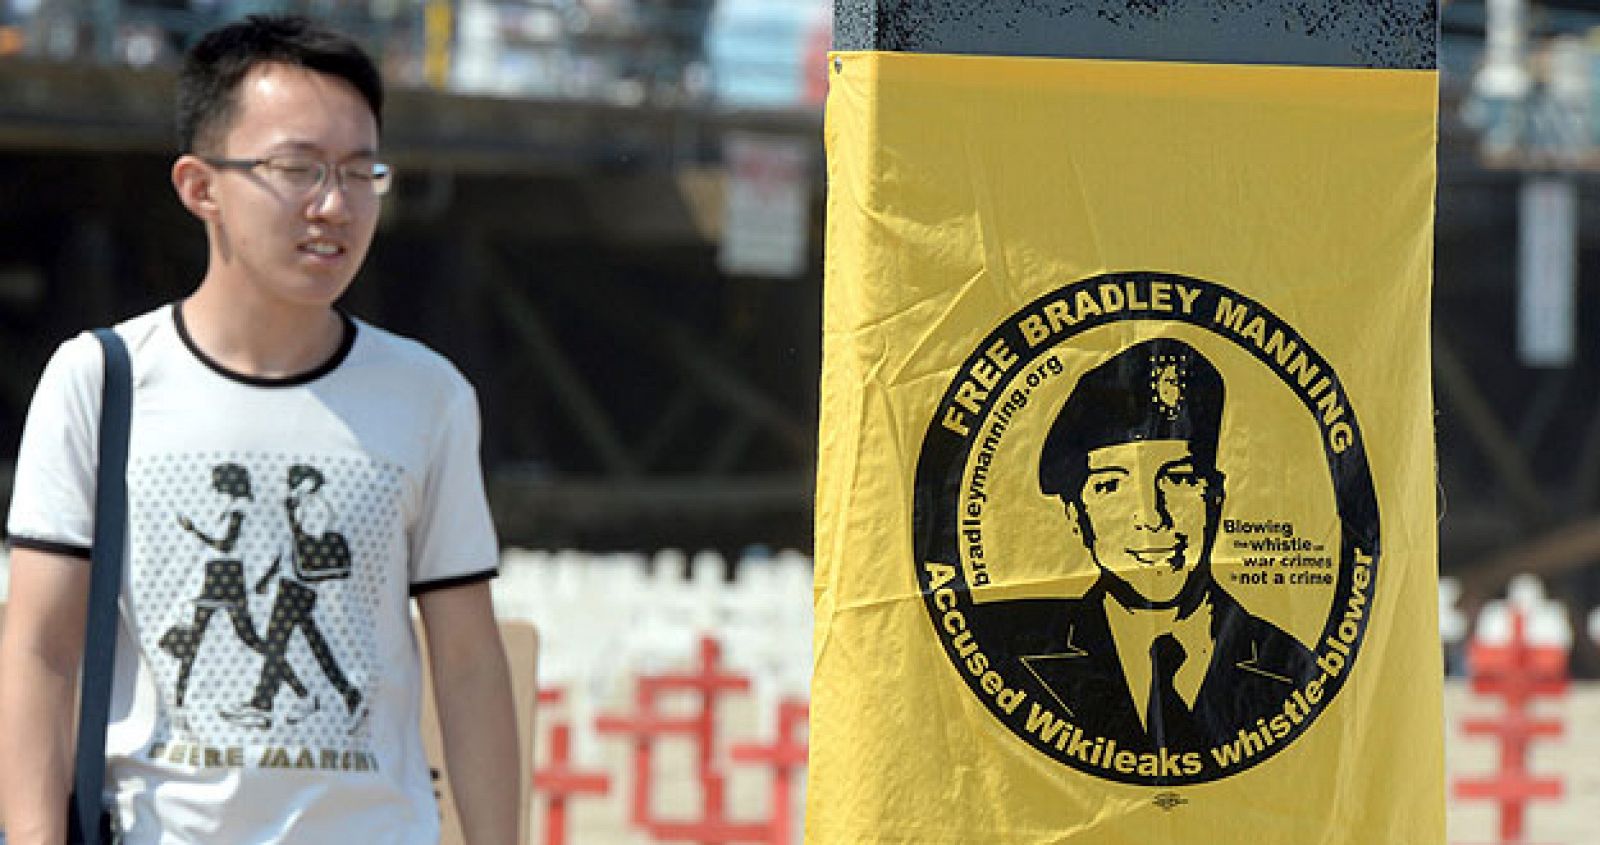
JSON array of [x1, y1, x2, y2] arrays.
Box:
[[812, 51, 1443, 844]]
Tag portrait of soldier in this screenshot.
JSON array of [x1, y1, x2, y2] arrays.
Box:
[[994, 337, 1318, 755]]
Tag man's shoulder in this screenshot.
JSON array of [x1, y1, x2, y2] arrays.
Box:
[[348, 319, 476, 399], [978, 592, 1099, 620], [1209, 586, 1318, 674], [1018, 593, 1104, 626], [977, 592, 1110, 652], [111, 305, 171, 340], [30, 307, 168, 389]]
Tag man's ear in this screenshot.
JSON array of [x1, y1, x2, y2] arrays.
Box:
[[1064, 499, 1099, 549], [172, 155, 218, 219]]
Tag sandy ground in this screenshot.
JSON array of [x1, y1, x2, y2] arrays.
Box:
[[535, 680, 1600, 844]]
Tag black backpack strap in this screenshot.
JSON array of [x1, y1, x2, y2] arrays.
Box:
[[69, 328, 132, 845]]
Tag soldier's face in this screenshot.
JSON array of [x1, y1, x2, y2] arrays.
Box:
[[1068, 439, 1217, 606]]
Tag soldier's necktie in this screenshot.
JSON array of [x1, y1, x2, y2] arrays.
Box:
[[1147, 633, 1193, 751]]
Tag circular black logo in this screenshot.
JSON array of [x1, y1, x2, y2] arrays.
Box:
[[912, 272, 1379, 785]]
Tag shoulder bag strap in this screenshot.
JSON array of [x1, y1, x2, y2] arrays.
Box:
[[68, 328, 132, 845]]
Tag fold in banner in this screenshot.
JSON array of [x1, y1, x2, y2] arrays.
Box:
[[812, 52, 1443, 843]]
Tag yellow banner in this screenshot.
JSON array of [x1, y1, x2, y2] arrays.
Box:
[[812, 52, 1443, 843]]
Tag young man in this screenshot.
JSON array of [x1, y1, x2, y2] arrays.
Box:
[[0, 16, 520, 843]]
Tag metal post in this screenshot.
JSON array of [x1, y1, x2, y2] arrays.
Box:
[[834, 0, 1434, 69]]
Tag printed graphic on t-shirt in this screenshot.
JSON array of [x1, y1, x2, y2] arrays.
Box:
[[129, 452, 403, 768]]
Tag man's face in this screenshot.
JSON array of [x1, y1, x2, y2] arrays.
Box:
[[1067, 438, 1218, 607], [200, 62, 381, 312]]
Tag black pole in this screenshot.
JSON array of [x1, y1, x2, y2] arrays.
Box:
[[834, 0, 1435, 70]]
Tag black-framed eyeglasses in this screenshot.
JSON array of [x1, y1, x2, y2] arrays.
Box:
[[202, 155, 393, 198]]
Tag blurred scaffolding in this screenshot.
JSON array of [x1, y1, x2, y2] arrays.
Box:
[[0, 0, 831, 109], [1434, 0, 1600, 679]]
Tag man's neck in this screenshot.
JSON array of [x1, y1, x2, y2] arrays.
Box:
[[1101, 591, 1216, 726], [182, 283, 345, 379]]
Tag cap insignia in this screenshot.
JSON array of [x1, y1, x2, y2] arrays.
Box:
[[1150, 352, 1188, 421]]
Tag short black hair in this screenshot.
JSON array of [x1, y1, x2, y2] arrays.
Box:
[[176, 14, 383, 153]]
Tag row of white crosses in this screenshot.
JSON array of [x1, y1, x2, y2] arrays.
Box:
[[1438, 573, 1590, 653], [490, 546, 815, 767]]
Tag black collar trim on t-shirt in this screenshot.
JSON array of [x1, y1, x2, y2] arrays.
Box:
[[172, 301, 358, 388]]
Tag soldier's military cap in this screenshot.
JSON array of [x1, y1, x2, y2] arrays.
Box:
[[1038, 338, 1224, 498]]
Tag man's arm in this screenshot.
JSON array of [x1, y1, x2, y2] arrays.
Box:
[[417, 580, 520, 845], [0, 547, 90, 844]]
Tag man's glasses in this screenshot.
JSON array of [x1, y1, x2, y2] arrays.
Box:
[[202, 155, 393, 198]]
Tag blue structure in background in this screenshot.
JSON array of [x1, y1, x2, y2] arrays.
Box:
[[705, 0, 828, 109]]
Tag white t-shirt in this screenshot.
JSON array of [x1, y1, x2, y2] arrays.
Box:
[[7, 305, 499, 844]]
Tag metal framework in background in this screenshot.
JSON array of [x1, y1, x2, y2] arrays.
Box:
[[1438, 0, 1600, 674]]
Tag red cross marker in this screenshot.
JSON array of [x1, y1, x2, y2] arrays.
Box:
[[647, 770, 772, 844], [596, 636, 756, 837], [531, 722, 611, 845], [731, 699, 809, 845], [1452, 606, 1567, 843], [1454, 768, 1562, 844], [596, 679, 696, 828], [1469, 613, 1568, 711], [647, 637, 754, 774]]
